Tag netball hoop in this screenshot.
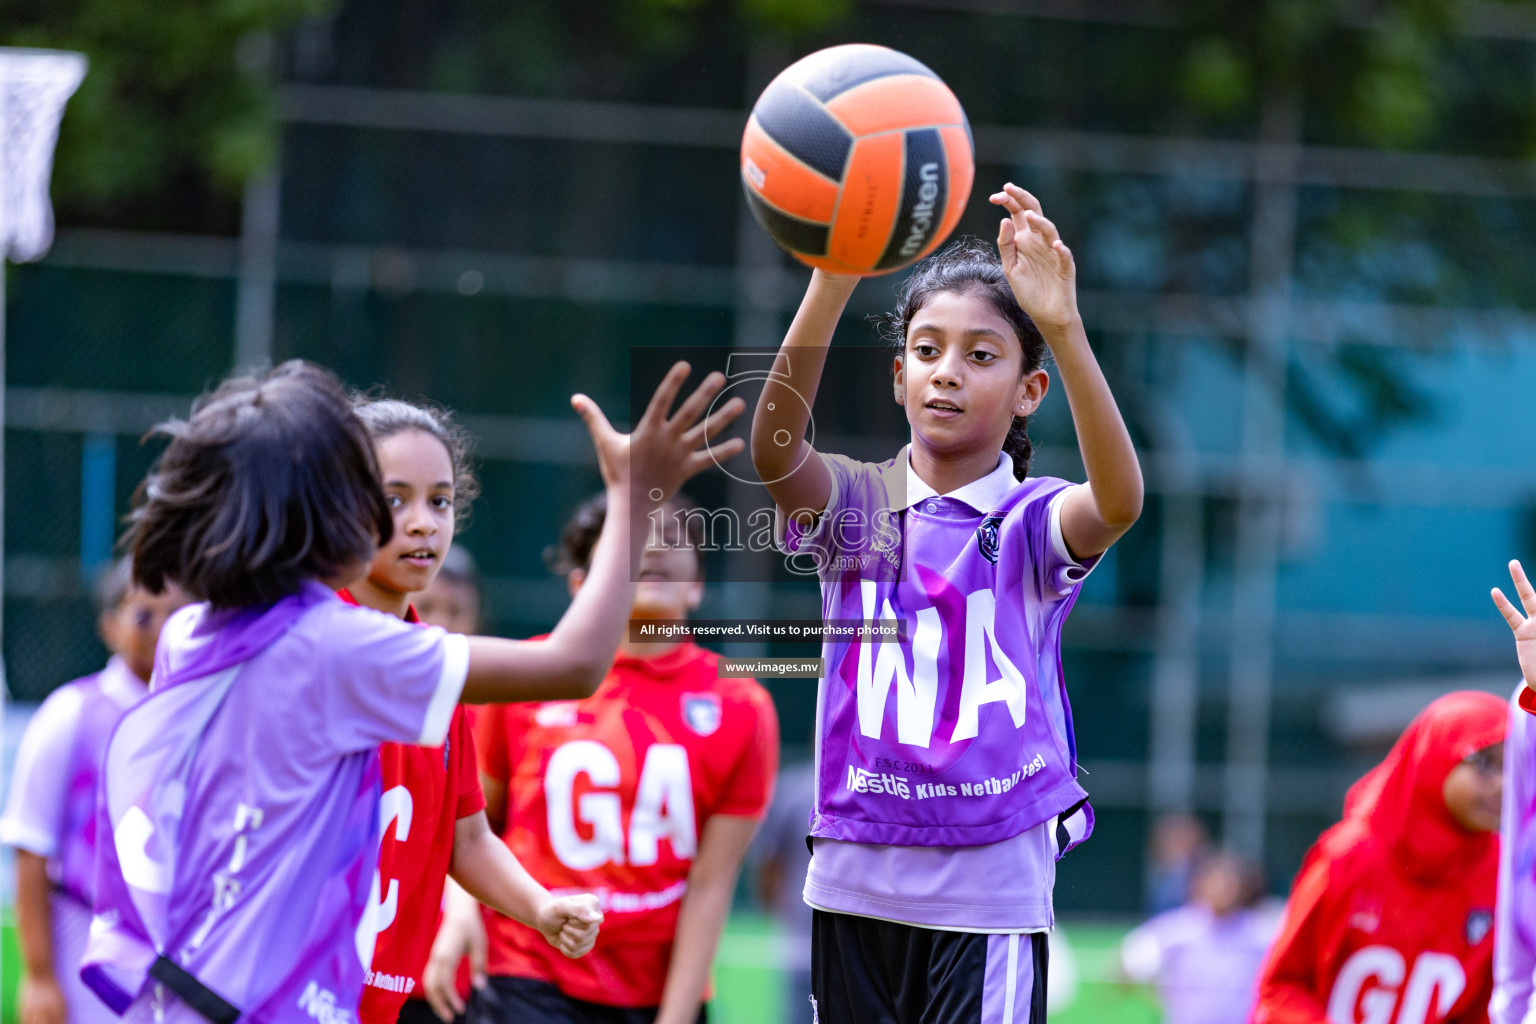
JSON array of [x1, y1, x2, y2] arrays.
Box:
[[0, 48, 86, 262], [0, 47, 87, 699]]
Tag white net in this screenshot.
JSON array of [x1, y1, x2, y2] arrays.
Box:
[[0, 48, 86, 263]]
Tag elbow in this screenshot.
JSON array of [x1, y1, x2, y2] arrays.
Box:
[[559, 656, 608, 699], [1098, 476, 1144, 533], [1105, 493, 1143, 533], [749, 431, 789, 483]]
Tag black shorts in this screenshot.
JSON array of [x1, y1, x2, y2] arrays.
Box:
[[810, 910, 1048, 1024], [466, 976, 709, 1024], [398, 999, 461, 1024]]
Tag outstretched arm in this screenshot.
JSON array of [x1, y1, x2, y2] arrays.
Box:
[[991, 183, 1142, 560], [751, 271, 859, 525], [461, 364, 743, 703]]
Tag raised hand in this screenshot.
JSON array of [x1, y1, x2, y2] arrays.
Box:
[[1492, 559, 1536, 692], [571, 362, 745, 502], [539, 893, 603, 959], [990, 182, 1079, 333]]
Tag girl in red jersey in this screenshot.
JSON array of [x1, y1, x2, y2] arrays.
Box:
[[426, 493, 780, 1024], [1253, 690, 1507, 1024], [345, 398, 604, 1024]]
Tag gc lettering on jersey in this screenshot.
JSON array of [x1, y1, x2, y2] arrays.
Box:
[[356, 785, 413, 967], [1326, 947, 1465, 1024], [545, 740, 696, 870], [856, 582, 1027, 748]]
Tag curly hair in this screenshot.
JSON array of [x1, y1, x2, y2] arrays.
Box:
[[352, 397, 480, 527]]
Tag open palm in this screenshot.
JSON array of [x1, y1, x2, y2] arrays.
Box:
[[990, 182, 1078, 332], [1492, 559, 1536, 689], [571, 362, 744, 501]]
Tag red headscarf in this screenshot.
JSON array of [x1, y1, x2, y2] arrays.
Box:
[[1341, 689, 1507, 884]]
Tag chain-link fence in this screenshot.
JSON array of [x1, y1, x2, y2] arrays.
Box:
[[7, 1, 1536, 913]]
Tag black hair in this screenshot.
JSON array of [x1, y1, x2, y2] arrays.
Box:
[[352, 396, 480, 525], [93, 557, 133, 615], [129, 360, 393, 610], [545, 491, 705, 577], [874, 236, 1049, 480]]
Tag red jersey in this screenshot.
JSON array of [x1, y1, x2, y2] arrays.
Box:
[[475, 641, 778, 1007], [337, 591, 486, 1024], [1254, 691, 1507, 1024]]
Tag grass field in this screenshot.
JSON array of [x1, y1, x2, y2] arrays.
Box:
[[3, 909, 15, 1024], [2, 912, 1160, 1024]]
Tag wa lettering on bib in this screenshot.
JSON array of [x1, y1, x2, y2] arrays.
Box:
[[784, 453, 1093, 849]]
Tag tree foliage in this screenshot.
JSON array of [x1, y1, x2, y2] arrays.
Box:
[[4, 0, 336, 226], [3, 0, 846, 227], [1177, 0, 1536, 148], [15, 0, 1536, 226]]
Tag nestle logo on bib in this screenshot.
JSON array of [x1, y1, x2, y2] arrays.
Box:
[[297, 982, 354, 1024], [847, 765, 911, 799]]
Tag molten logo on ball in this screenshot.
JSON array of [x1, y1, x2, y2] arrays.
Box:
[[899, 163, 941, 259], [740, 43, 974, 276]]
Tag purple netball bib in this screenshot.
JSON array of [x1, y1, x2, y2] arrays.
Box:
[[82, 583, 462, 1023], [784, 451, 1094, 849]]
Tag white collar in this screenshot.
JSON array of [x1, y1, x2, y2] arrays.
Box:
[[886, 445, 1019, 514], [99, 654, 149, 704]]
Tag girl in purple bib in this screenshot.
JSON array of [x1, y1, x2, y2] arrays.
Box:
[[81, 359, 744, 1024], [751, 184, 1143, 1024]]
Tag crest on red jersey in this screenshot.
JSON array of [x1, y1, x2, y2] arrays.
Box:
[[682, 693, 722, 736], [1467, 908, 1493, 945], [1346, 904, 1380, 934]]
